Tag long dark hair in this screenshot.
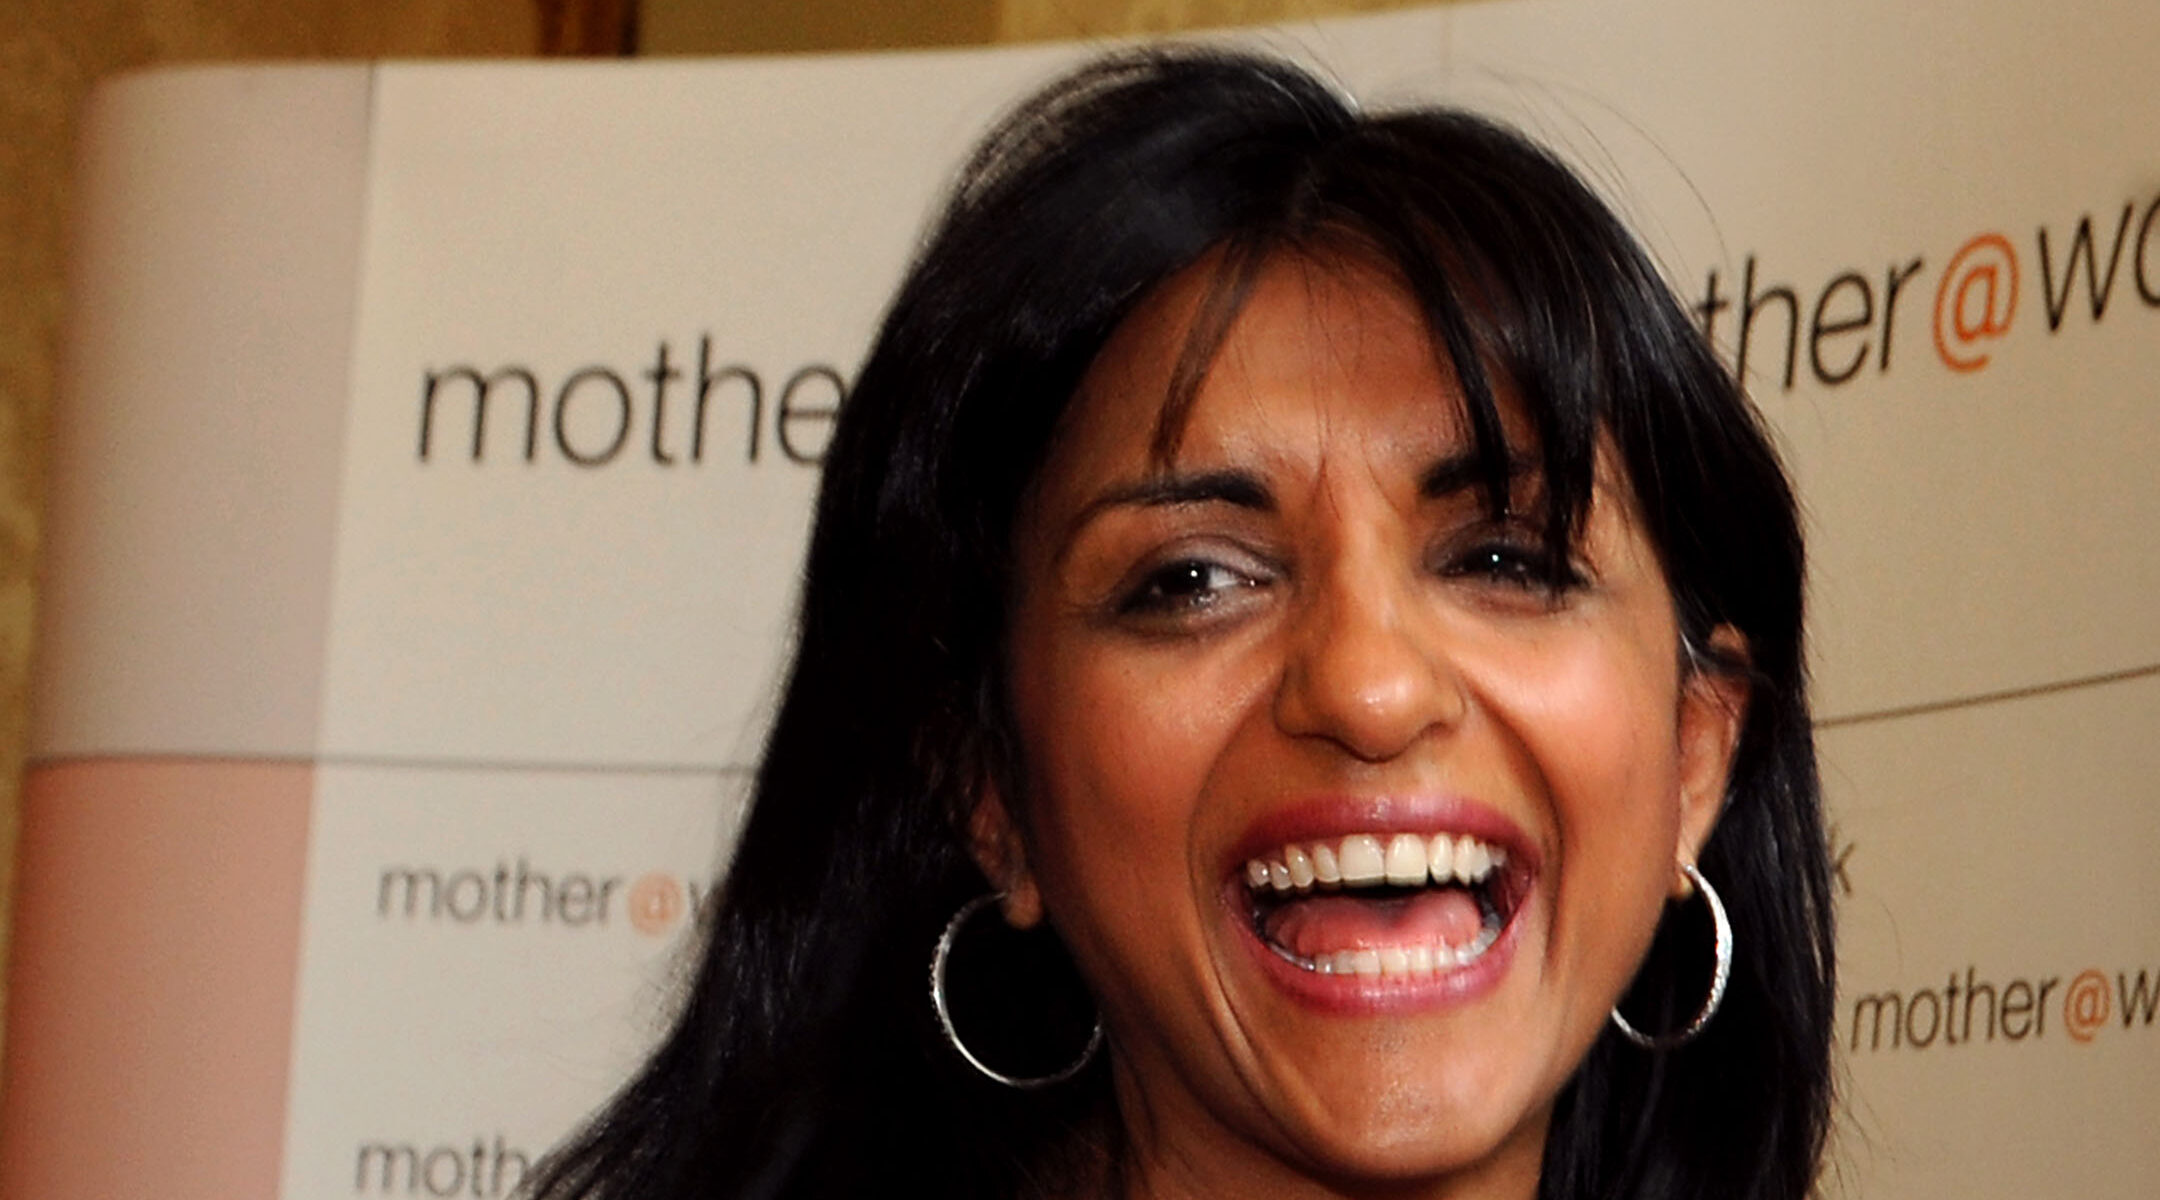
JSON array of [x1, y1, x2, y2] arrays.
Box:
[[530, 48, 1833, 1200]]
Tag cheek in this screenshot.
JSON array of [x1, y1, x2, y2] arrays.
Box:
[[1007, 635, 1252, 916], [1472, 628, 1685, 953], [1020, 622, 1273, 811], [1002, 641, 1272, 1051]]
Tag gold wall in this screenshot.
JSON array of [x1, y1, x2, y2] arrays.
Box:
[[636, 0, 1424, 53], [0, 0, 1430, 1062]]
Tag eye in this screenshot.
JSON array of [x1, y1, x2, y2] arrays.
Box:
[[1117, 557, 1268, 617], [1438, 529, 1586, 596]]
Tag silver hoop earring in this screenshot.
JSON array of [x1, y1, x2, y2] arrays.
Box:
[[1610, 861, 1732, 1051], [930, 893, 1105, 1089]]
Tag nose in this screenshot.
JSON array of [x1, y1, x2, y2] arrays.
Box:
[[1271, 553, 1467, 762]]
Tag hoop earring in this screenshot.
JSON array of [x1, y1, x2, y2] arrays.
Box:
[[930, 893, 1105, 1089], [1610, 861, 1732, 1051]]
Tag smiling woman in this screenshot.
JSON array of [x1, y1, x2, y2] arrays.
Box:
[[529, 49, 1834, 1200]]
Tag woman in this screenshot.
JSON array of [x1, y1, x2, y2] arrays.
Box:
[[532, 48, 1834, 1200]]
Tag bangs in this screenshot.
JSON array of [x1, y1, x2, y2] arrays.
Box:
[[1141, 119, 1617, 586]]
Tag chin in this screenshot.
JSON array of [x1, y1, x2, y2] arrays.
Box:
[[1265, 1073, 1556, 1195], [1199, 862, 1590, 1192]]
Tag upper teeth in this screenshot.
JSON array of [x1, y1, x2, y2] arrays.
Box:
[[1244, 832, 1505, 894]]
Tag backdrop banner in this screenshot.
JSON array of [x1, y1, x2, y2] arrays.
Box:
[[6, 2, 2156, 1197]]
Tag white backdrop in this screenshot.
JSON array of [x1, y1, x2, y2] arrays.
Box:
[[7, 2, 2157, 1197]]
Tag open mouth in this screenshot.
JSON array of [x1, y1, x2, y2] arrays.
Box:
[[1240, 833, 1530, 979]]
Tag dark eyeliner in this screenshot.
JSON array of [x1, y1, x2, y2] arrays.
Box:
[[1112, 549, 1277, 621], [1437, 523, 1586, 593]]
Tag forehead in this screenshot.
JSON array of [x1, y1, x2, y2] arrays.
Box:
[[1047, 252, 1485, 490]]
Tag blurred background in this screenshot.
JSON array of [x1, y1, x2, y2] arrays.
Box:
[[0, 0, 1435, 1063]]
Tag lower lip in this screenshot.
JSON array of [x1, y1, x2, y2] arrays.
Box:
[[1228, 886, 1526, 1016]]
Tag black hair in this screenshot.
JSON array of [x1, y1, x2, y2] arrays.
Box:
[[529, 48, 1833, 1200]]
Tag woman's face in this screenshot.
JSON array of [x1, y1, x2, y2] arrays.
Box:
[[980, 253, 1744, 1197]]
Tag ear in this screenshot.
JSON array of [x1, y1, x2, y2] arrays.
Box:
[[967, 781, 1045, 929], [1671, 625, 1750, 898]]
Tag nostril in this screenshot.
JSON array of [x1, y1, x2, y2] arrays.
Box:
[[1272, 634, 1468, 762], [1269, 568, 1473, 760]]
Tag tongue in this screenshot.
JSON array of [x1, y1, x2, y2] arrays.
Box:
[[1263, 889, 1485, 959]]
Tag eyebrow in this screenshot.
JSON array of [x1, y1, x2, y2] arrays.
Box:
[[1084, 468, 1275, 516], [1080, 450, 1515, 517], [1421, 450, 1540, 504], [1053, 449, 1542, 561], [1418, 451, 1486, 500], [1048, 469, 1271, 567]]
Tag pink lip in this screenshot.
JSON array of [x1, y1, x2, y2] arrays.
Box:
[[1221, 795, 1540, 1016]]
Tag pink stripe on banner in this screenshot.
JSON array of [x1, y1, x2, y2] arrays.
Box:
[[0, 760, 313, 1199]]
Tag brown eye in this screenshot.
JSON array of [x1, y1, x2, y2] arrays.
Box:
[[1119, 559, 1261, 615], [1439, 533, 1586, 594]]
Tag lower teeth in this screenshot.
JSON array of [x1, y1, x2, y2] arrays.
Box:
[[1265, 906, 1505, 977]]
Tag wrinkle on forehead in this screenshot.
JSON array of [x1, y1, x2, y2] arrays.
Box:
[[1145, 244, 1482, 470]]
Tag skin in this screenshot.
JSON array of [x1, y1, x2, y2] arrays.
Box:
[[971, 252, 1748, 1200]]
